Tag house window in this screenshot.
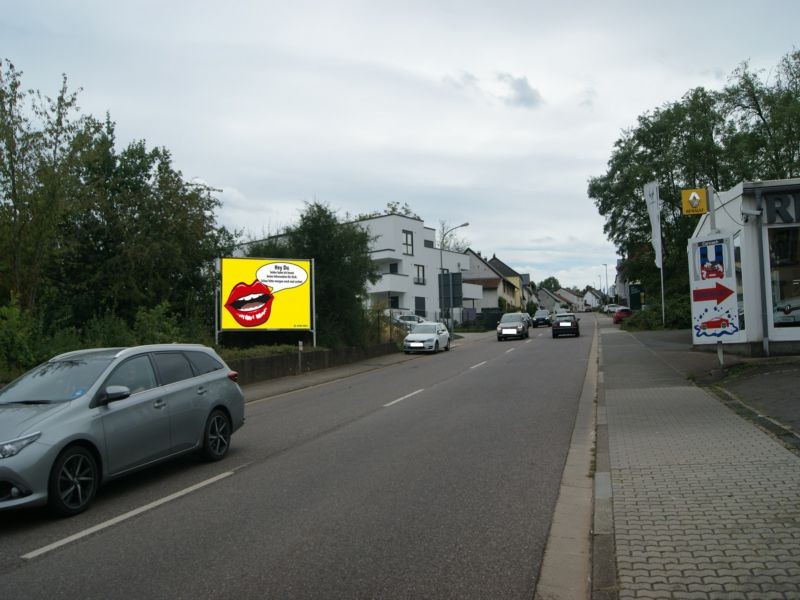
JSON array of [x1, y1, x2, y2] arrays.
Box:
[[389, 263, 399, 274], [389, 295, 400, 309], [415, 297, 426, 317], [402, 230, 414, 255], [414, 264, 425, 285]]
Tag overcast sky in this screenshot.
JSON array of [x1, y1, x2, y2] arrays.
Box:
[[4, 1, 799, 290]]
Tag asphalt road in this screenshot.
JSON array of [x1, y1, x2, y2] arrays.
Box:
[[0, 319, 594, 599]]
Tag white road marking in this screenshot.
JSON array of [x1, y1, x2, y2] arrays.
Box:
[[470, 361, 487, 369], [525, 339, 532, 344], [506, 348, 515, 354], [384, 388, 424, 407], [22, 471, 235, 560]]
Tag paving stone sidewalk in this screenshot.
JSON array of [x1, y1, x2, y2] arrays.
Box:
[[598, 326, 800, 600]]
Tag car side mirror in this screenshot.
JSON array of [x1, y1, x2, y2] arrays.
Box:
[[96, 385, 131, 406]]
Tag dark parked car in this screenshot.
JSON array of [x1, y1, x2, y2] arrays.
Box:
[[552, 313, 580, 338], [0, 344, 245, 516], [532, 309, 552, 327], [497, 312, 530, 341], [613, 307, 632, 324]]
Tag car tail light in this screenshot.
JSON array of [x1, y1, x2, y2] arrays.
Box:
[[227, 371, 239, 383]]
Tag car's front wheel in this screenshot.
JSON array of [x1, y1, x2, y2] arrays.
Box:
[[201, 409, 232, 462], [433, 341, 439, 353], [48, 445, 99, 517]]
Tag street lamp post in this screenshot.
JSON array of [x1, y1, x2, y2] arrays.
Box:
[[439, 222, 469, 329], [602, 263, 609, 299]]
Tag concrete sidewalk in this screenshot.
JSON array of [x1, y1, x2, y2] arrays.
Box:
[[595, 319, 800, 599]]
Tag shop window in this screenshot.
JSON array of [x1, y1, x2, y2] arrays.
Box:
[[768, 225, 800, 327], [734, 233, 745, 331]]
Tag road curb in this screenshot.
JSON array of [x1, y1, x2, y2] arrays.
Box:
[[534, 317, 598, 599], [592, 321, 618, 600]]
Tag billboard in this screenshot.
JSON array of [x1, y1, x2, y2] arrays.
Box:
[[220, 258, 313, 331]]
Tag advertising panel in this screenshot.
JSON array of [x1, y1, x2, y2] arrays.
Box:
[[220, 258, 313, 331], [687, 234, 742, 344]]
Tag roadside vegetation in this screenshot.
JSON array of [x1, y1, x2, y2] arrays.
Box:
[[0, 61, 382, 382]]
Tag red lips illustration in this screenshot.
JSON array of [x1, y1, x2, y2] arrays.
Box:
[[225, 280, 274, 327]]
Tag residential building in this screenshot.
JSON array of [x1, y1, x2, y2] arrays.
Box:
[[462, 249, 519, 312], [536, 288, 568, 313], [556, 288, 582, 311], [488, 255, 527, 309], [583, 288, 603, 310], [356, 213, 481, 322]]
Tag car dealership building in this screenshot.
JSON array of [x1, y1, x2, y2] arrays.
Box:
[[691, 178, 800, 356]]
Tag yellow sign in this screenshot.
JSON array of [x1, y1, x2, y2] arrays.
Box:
[[682, 188, 708, 215], [220, 258, 313, 331]]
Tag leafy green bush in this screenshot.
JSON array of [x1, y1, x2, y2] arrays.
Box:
[[81, 313, 136, 348], [133, 302, 183, 344], [0, 300, 38, 381], [623, 294, 692, 330]]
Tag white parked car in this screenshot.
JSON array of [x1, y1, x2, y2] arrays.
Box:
[[403, 322, 451, 353]]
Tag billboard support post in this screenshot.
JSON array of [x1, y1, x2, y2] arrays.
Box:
[[214, 258, 221, 347], [311, 258, 317, 348]]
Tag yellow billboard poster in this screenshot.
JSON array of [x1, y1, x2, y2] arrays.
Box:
[[220, 258, 313, 331]]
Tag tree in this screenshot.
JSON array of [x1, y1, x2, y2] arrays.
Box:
[[437, 220, 470, 252], [589, 48, 800, 327], [1, 60, 236, 341], [51, 118, 236, 332], [355, 201, 420, 221], [0, 59, 86, 312], [539, 276, 561, 291], [722, 50, 800, 180], [247, 202, 379, 347]]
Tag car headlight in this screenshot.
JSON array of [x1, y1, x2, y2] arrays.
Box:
[[0, 432, 41, 459]]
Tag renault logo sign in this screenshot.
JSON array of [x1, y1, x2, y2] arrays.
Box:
[[682, 188, 708, 215]]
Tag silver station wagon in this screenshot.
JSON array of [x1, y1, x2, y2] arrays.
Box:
[[0, 344, 245, 516]]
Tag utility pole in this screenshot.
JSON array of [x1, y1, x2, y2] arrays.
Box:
[[439, 222, 469, 329]]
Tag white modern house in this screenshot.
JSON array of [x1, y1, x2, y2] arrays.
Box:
[[690, 178, 800, 355], [356, 214, 482, 322]]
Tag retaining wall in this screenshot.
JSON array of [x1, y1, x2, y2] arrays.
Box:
[[227, 343, 398, 385]]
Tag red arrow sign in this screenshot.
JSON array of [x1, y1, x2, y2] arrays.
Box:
[[692, 282, 734, 304]]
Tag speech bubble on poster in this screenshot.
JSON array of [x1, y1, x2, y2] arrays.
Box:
[[256, 262, 308, 294]]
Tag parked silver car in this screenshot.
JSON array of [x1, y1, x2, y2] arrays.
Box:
[[403, 322, 451, 353], [0, 344, 245, 516]]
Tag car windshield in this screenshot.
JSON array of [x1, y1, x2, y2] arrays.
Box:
[[0, 357, 113, 404], [555, 314, 575, 321], [534, 311, 549, 318], [411, 323, 438, 334], [500, 314, 523, 323]]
